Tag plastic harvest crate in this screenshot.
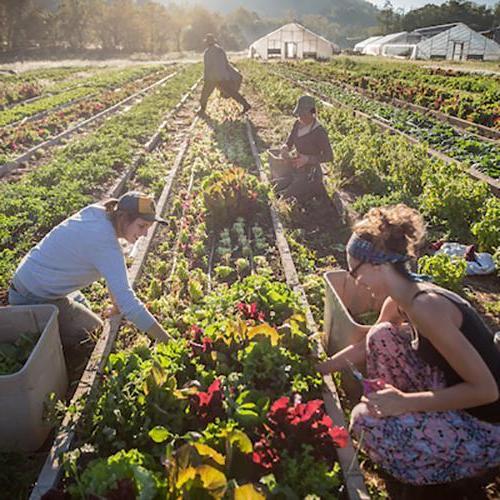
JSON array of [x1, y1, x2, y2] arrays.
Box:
[[323, 270, 385, 355], [0, 305, 68, 452], [268, 148, 293, 181]]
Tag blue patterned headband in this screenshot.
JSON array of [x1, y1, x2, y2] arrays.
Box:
[[346, 233, 433, 282], [346, 233, 409, 265]]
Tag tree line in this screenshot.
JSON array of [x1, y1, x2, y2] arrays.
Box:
[[1, 0, 499, 55], [0, 0, 281, 54]]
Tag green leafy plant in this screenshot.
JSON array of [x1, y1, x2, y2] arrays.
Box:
[[418, 253, 467, 293], [471, 197, 500, 253], [266, 448, 342, 499], [0, 332, 39, 375], [203, 167, 268, 230], [68, 449, 164, 500], [419, 164, 490, 241]]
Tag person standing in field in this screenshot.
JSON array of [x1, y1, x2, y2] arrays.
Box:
[[197, 33, 251, 116]]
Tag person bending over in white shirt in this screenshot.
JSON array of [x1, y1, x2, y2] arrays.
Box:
[[9, 191, 171, 357]]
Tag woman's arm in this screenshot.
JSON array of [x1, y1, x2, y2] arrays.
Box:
[[147, 320, 172, 343], [94, 242, 171, 343], [317, 340, 366, 374], [367, 294, 498, 416], [406, 295, 498, 411], [318, 297, 403, 374], [306, 127, 333, 164]]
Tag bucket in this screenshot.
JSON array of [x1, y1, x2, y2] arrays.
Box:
[[323, 270, 385, 355], [268, 148, 293, 186], [0, 305, 68, 452]]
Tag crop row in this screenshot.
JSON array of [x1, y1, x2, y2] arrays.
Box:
[[0, 64, 201, 291], [0, 66, 178, 166], [0, 66, 96, 107], [285, 59, 500, 130], [0, 65, 167, 127], [275, 64, 500, 180]]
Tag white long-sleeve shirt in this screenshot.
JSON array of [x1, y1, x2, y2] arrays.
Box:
[[14, 204, 155, 331]]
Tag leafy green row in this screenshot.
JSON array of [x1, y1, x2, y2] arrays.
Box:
[[0, 66, 109, 108], [0, 67, 178, 165], [0, 66, 89, 84], [285, 59, 500, 129], [0, 64, 201, 290], [277, 65, 500, 179], [0, 65, 167, 127], [241, 61, 498, 255]]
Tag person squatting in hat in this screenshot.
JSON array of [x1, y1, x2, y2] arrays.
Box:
[[317, 204, 500, 485], [277, 94, 333, 201], [9, 192, 172, 362], [197, 32, 251, 116]]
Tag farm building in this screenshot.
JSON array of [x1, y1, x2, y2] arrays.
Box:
[[360, 32, 412, 56], [353, 36, 383, 53], [414, 23, 500, 61], [248, 23, 340, 61], [356, 23, 500, 61]]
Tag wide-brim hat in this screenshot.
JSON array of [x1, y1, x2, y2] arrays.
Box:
[[293, 95, 316, 116], [117, 191, 167, 224]]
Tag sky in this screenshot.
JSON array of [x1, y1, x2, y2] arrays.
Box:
[[367, 0, 498, 12]]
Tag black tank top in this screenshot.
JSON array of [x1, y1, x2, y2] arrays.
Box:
[[410, 288, 500, 423]]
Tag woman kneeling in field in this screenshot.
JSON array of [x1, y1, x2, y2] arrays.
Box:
[[318, 204, 500, 485]]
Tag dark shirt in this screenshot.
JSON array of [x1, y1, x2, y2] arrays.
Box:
[[203, 44, 230, 82], [411, 289, 500, 423], [285, 120, 333, 167]]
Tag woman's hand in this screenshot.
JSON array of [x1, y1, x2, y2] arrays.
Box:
[[361, 384, 409, 417], [291, 153, 309, 168], [280, 144, 290, 158], [103, 304, 120, 318]]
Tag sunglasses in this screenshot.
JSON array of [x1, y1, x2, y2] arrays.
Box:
[[348, 261, 364, 279]]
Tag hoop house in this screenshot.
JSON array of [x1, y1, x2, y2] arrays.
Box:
[[249, 23, 340, 61]]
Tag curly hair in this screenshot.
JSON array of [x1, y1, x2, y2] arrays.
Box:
[[353, 204, 426, 258]]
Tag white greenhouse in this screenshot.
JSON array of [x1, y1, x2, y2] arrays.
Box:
[[353, 36, 383, 53], [361, 32, 410, 56], [248, 23, 340, 61], [414, 23, 500, 61], [355, 23, 500, 61]]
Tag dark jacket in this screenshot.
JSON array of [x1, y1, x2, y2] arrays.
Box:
[[286, 120, 333, 167], [203, 44, 231, 81]]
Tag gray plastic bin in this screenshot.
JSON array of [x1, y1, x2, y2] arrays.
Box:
[[268, 148, 293, 185], [0, 305, 68, 452], [323, 270, 386, 355]]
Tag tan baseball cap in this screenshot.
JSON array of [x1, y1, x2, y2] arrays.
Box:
[[117, 191, 167, 224]]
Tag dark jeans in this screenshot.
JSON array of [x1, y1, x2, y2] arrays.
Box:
[[199, 80, 249, 111]]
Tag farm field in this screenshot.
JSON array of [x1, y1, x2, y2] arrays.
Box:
[[287, 57, 500, 130], [273, 62, 500, 181], [0, 59, 499, 500]]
